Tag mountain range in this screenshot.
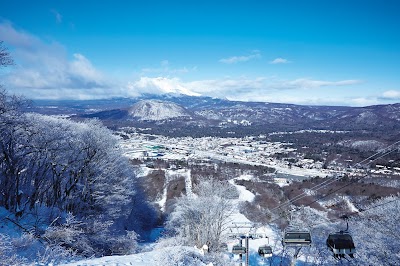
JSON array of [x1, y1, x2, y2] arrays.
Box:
[[29, 94, 400, 137]]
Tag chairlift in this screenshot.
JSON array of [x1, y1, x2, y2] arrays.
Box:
[[282, 229, 312, 247], [232, 245, 246, 255], [282, 208, 312, 247], [326, 231, 356, 259], [258, 235, 273, 258], [258, 245, 273, 258], [326, 217, 355, 259]]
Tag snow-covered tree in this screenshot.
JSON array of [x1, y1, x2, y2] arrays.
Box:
[[0, 41, 13, 68], [0, 89, 157, 258], [283, 196, 400, 265], [350, 196, 400, 265], [165, 178, 236, 252], [0, 90, 30, 214]]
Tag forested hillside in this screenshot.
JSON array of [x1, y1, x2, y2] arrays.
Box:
[[0, 90, 157, 264]]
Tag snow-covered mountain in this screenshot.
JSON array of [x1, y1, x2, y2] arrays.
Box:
[[31, 94, 400, 135], [133, 77, 201, 97], [128, 100, 191, 121]]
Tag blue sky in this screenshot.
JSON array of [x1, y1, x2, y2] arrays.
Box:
[[1, 0, 399, 106]]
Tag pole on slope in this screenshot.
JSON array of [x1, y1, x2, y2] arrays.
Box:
[[239, 239, 243, 266], [290, 247, 302, 266], [245, 235, 250, 266]]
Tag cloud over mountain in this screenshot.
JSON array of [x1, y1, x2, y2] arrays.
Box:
[[0, 22, 394, 107], [0, 22, 117, 100], [127, 77, 201, 97], [382, 90, 400, 100]]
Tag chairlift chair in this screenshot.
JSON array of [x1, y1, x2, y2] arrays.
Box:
[[326, 231, 356, 259], [327, 215, 356, 259], [258, 245, 273, 258], [282, 208, 312, 247], [282, 229, 312, 247], [232, 245, 246, 255]]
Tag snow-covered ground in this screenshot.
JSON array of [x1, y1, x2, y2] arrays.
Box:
[[59, 173, 287, 266], [7, 132, 394, 265], [60, 251, 159, 266], [229, 174, 256, 202], [226, 174, 288, 266], [59, 169, 334, 266], [156, 169, 193, 211], [8, 164, 396, 266]]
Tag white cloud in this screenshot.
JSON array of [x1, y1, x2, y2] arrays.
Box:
[[187, 77, 363, 104], [382, 90, 400, 99], [280, 78, 363, 89], [0, 22, 376, 106], [124, 76, 266, 99], [260, 96, 379, 107], [51, 9, 63, 24], [124, 76, 367, 105], [0, 22, 119, 99], [269, 57, 290, 64], [69, 53, 104, 82], [127, 77, 200, 97], [350, 97, 380, 106], [187, 77, 265, 95], [0, 21, 42, 49], [219, 51, 261, 64]]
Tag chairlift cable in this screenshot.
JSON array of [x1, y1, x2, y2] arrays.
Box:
[[263, 141, 399, 260], [270, 176, 351, 217], [307, 196, 400, 230], [287, 147, 396, 210], [355, 140, 400, 166], [271, 180, 354, 223], [363, 217, 400, 240], [268, 143, 399, 215], [357, 197, 399, 213], [295, 176, 398, 218], [269, 178, 399, 225], [269, 175, 341, 212], [364, 148, 397, 166]]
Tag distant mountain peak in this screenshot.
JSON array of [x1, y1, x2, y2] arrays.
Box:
[[128, 100, 191, 121], [135, 77, 201, 97]]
